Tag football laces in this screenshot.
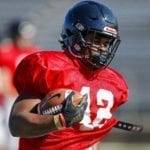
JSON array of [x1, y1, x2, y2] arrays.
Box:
[[42, 104, 63, 115]]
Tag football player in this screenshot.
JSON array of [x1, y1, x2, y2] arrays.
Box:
[[9, 1, 128, 150]]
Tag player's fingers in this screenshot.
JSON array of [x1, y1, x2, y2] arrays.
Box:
[[63, 91, 75, 108], [80, 93, 88, 109]]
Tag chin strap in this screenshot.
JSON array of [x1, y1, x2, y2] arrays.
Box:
[[114, 120, 143, 132]]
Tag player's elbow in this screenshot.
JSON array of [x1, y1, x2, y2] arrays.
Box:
[[9, 114, 25, 137], [9, 126, 19, 137], [9, 115, 20, 137]]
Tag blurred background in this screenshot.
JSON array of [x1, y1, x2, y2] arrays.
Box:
[[0, 0, 149, 149]]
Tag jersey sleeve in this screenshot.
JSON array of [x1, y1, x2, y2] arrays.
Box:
[[113, 69, 129, 107], [13, 52, 53, 98]]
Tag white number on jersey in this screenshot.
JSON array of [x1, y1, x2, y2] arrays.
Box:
[[80, 87, 114, 131]]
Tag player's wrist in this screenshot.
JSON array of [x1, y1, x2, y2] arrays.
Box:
[[53, 114, 66, 129]]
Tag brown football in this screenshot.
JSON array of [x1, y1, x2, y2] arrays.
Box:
[[37, 88, 84, 115]]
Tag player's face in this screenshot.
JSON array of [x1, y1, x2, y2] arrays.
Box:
[[79, 31, 114, 69], [85, 31, 112, 56]]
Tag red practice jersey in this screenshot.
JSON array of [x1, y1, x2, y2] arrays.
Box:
[[14, 50, 129, 150]]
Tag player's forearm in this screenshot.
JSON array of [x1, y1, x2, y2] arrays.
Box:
[[9, 112, 58, 138]]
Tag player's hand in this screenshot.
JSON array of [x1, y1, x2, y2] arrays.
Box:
[[62, 91, 88, 127]]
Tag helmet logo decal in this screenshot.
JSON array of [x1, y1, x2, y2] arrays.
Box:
[[104, 27, 117, 35], [75, 23, 85, 31]]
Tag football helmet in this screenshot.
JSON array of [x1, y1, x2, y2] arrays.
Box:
[[60, 1, 121, 69]]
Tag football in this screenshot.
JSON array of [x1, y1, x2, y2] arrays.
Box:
[[37, 88, 84, 115]]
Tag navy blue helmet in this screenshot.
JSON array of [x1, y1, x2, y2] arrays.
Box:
[[60, 1, 121, 69]]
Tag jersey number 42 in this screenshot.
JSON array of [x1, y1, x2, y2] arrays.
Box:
[[80, 87, 114, 131]]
